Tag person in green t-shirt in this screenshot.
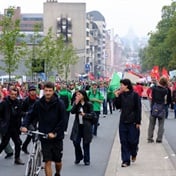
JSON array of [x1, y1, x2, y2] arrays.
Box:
[[58, 83, 72, 135], [88, 82, 104, 136]]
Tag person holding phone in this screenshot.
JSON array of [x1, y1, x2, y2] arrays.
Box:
[[70, 89, 94, 166], [114, 79, 141, 167]]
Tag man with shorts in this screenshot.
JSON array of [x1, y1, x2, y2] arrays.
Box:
[[21, 82, 66, 176]]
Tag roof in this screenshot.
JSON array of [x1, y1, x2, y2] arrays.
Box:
[[87, 11, 105, 22]]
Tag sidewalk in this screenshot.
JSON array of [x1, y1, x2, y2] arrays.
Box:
[[105, 103, 176, 176]]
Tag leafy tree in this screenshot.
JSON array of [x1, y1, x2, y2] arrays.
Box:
[[54, 36, 65, 78], [53, 35, 79, 81], [38, 28, 55, 80], [24, 23, 43, 80], [140, 1, 176, 71], [0, 7, 26, 80], [62, 42, 79, 81]]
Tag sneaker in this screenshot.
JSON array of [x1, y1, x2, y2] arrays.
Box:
[[121, 162, 130, 167], [14, 158, 25, 165], [4, 152, 13, 159], [84, 161, 90, 166], [148, 139, 154, 143], [64, 131, 68, 135], [54, 173, 60, 176], [156, 140, 162, 143], [74, 156, 83, 164]]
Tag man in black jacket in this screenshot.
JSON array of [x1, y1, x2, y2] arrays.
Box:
[[21, 85, 39, 154], [0, 87, 24, 165], [114, 79, 141, 167], [21, 82, 65, 176]]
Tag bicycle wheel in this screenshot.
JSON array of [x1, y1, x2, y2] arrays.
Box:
[[25, 157, 34, 176], [34, 150, 42, 176]]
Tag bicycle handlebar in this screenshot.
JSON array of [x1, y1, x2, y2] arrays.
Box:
[[25, 130, 48, 139]]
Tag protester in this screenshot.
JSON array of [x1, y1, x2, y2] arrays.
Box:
[[99, 81, 108, 117], [58, 82, 72, 135], [0, 87, 24, 165], [114, 78, 141, 167], [21, 81, 65, 176], [147, 76, 168, 143], [133, 82, 144, 98], [164, 82, 172, 119], [70, 89, 95, 166], [0, 89, 14, 159], [21, 85, 39, 154], [88, 82, 104, 136], [107, 85, 116, 115]]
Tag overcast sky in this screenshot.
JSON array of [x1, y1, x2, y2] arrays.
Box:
[[0, 0, 172, 37]]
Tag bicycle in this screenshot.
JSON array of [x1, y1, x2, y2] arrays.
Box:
[[24, 130, 48, 176]]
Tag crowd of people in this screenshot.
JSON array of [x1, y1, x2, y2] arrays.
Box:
[[0, 76, 175, 175], [0, 80, 116, 176]]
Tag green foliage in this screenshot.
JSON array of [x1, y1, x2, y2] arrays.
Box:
[[25, 27, 79, 81], [24, 23, 44, 78], [140, 1, 176, 71], [53, 34, 79, 81], [0, 7, 27, 79]]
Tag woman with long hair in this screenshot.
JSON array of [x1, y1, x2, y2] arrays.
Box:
[[70, 89, 95, 166]]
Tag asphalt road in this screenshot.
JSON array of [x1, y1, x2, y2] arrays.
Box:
[[0, 110, 120, 176], [2, 99, 176, 176]]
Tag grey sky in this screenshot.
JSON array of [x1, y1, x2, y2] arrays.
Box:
[[0, 0, 172, 37]]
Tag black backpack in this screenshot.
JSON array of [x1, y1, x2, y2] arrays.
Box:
[[60, 95, 69, 109]]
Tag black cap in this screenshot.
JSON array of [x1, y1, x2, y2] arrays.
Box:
[[28, 85, 36, 91]]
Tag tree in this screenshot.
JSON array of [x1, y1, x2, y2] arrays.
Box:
[[53, 35, 79, 81], [24, 23, 43, 81], [140, 1, 176, 71], [62, 42, 79, 81], [0, 7, 26, 81], [54, 35, 65, 78], [38, 28, 55, 80]]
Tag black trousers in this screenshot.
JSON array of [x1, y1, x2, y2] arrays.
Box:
[[0, 129, 22, 159], [22, 135, 32, 150], [73, 125, 90, 163], [64, 111, 70, 132], [92, 111, 100, 136]]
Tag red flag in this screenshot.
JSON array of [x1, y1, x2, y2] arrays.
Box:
[[88, 73, 95, 80], [150, 66, 160, 80], [162, 67, 169, 79]]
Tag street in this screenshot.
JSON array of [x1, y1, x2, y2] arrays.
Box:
[[1, 100, 176, 176], [0, 110, 120, 176]]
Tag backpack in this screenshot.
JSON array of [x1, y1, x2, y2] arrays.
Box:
[[60, 95, 69, 109], [151, 103, 165, 119]]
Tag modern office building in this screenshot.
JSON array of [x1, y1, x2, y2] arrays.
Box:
[[43, 0, 86, 79]]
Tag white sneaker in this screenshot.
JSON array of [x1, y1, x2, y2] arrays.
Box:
[[64, 131, 68, 135]]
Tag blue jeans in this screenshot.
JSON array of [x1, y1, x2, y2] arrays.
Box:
[[102, 99, 107, 115]]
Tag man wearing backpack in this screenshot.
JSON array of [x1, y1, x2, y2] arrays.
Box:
[[58, 83, 72, 135]]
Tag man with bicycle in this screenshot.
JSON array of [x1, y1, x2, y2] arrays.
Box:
[[21, 81, 66, 176]]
